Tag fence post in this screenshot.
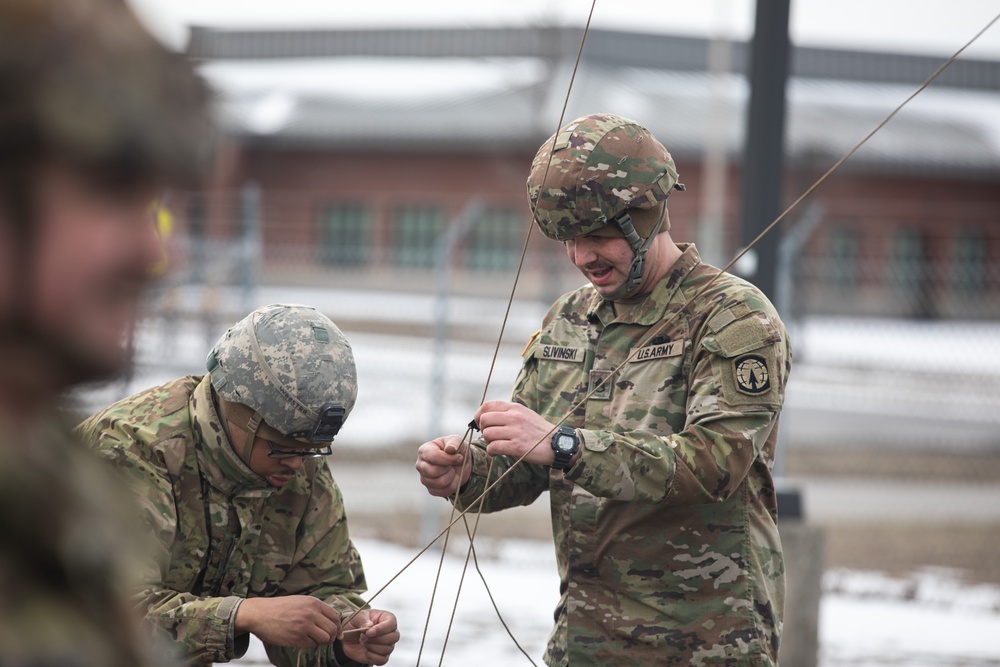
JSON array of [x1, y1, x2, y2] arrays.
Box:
[[238, 182, 262, 318], [421, 198, 485, 548]]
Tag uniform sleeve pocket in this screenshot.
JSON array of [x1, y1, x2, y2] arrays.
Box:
[[704, 315, 783, 408]]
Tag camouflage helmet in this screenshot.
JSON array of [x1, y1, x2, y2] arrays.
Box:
[[207, 304, 357, 444], [527, 113, 684, 242]]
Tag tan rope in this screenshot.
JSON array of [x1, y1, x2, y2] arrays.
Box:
[[422, 2, 601, 662]]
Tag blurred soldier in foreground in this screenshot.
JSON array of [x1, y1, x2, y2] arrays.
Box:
[[78, 304, 399, 667], [416, 113, 791, 665], [0, 0, 211, 664]]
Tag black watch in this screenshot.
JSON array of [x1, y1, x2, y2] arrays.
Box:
[[550, 426, 580, 471]]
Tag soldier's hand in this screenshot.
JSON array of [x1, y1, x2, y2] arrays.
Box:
[[475, 400, 558, 465], [415, 435, 470, 496], [340, 609, 399, 666], [234, 595, 341, 648]]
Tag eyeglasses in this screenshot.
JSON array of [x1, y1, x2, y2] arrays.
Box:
[[265, 440, 332, 460]]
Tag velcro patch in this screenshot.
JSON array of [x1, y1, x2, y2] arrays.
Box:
[[539, 345, 584, 363], [588, 369, 613, 400], [628, 340, 683, 362]]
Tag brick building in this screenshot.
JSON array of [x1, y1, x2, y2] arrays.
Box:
[[175, 26, 1000, 318]]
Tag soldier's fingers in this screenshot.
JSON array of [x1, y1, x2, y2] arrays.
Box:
[[484, 439, 514, 457], [474, 400, 512, 423], [305, 624, 335, 647], [416, 456, 457, 480], [364, 639, 397, 655], [419, 439, 464, 464], [482, 423, 518, 445], [316, 601, 341, 624], [418, 470, 459, 496], [364, 611, 398, 635], [441, 435, 465, 455]]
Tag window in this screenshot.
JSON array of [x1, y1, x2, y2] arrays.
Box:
[[951, 228, 988, 296], [887, 227, 925, 295], [319, 203, 371, 266], [392, 205, 444, 268], [826, 226, 859, 288], [465, 208, 525, 271]]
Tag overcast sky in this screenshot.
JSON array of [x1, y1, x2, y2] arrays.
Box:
[[129, 0, 1000, 60]]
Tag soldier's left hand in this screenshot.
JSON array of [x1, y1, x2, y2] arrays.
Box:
[[475, 400, 558, 465], [340, 608, 399, 665]]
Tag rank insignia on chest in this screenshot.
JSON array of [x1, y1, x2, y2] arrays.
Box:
[[588, 369, 613, 400]]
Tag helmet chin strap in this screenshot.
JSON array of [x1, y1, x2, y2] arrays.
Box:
[[241, 411, 262, 466], [604, 204, 669, 301], [219, 398, 264, 467]]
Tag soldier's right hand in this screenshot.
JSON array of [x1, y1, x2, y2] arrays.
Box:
[[235, 595, 342, 648], [415, 435, 470, 497]]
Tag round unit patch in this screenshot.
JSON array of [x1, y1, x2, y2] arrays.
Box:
[[734, 354, 770, 394]]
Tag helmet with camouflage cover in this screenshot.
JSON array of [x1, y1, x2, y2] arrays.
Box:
[[527, 112, 684, 242], [527, 113, 684, 299], [206, 304, 357, 451]]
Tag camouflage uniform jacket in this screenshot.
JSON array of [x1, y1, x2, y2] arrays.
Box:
[[0, 411, 173, 667], [77, 375, 368, 666], [456, 244, 790, 666]]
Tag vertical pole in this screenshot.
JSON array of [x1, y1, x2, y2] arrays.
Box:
[[188, 194, 206, 286], [738, 0, 791, 300], [740, 10, 822, 666], [421, 199, 485, 548], [239, 182, 261, 318], [697, 0, 735, 267]]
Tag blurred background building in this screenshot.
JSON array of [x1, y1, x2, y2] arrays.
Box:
[[168, 25, 1000, 319]]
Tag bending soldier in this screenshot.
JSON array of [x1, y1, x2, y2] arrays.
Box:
[[79, 304, 399, 666]]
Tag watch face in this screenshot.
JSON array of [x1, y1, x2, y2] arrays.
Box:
[[555, 434, 576, 452]]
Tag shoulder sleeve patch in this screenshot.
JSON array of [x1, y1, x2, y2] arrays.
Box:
[[522, 329, 541, 359]]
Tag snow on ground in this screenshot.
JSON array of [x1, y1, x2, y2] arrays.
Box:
[[236, 537, 558, 666], [230, 538, 1000, 667]]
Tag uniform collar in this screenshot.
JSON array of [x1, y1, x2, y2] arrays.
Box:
[[585, 243, 702, 327], [190, 375, 273, 494]]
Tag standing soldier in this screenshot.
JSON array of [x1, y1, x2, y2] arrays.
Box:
[[416, 113, 791, 665], [78, 304, 400, 667], [0, 0, 212, 664]]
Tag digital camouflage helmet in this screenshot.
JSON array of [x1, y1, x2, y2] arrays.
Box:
[[207, 304, 357, 462], [527, 113, 684, 298]]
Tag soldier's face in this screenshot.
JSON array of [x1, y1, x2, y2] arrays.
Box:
[[565, 232, 676, 299], [29, 165, 162, 383], [564, 234, 637, 297], [224, 415, 308, 487], [247, 436, 307, 488]]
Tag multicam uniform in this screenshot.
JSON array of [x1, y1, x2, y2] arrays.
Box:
[[456, 244, 790, 666], [0, 415, 171, 667], [77, 375, 367, 667]]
